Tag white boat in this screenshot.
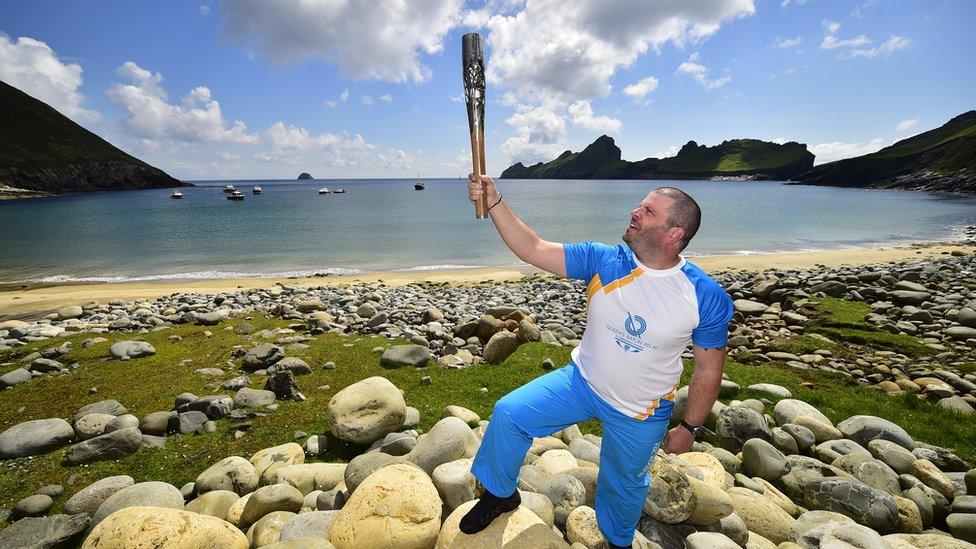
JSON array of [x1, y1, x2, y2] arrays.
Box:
[[170, 189, 183, 199], [252, 186, 263, 194], [226, 190, 245, 201], [222, 185, 236, 193], [318, 187, 331, 194], [332, 188, 346, 194]]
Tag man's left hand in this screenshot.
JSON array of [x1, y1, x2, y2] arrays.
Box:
[[663, 426, 694, 454]]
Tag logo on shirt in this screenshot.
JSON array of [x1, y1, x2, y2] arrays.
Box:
[[607, 311, 657, 353]]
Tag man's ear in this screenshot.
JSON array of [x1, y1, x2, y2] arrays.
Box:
[[669, 227, 685, 247]]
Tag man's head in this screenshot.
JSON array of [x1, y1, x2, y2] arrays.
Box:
[[622, 187, 701, 256]]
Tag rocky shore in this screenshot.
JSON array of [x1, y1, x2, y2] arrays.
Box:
[[1, 237, 976, 547]]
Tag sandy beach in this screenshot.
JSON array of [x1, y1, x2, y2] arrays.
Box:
[[1, 241, 973, 319]]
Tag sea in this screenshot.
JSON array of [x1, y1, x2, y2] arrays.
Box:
[[1, 178, 974, 283]]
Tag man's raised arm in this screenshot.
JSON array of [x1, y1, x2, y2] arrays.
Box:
[[469, 174, 567, 277]]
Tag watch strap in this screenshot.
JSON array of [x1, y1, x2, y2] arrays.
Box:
[[679, 419, 702, 436]]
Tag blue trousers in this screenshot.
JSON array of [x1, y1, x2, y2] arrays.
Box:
[[470, 362, 672, 546]]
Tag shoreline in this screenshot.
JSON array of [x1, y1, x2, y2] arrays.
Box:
[[1, 240, 973, 319]]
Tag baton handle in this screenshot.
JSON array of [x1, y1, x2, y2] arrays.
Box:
[[470, 127, 488, 219]]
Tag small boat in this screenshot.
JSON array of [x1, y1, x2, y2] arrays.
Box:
[[318, 187, 331, 194], [222, 185, 236, 193], [414, 177, 425, 190], [252, 186, 263, 194], [226, 190, 245, 201], [170, 189, 183, 199], [332, 188, 346, 194]]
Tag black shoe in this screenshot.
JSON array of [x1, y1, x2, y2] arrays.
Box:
[[459, 489, 521, 534], [608, 544, 631, 549]]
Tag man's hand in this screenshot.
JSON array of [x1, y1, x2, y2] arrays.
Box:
[[468, 173, 499, 205], [663, 425, 694, 454]]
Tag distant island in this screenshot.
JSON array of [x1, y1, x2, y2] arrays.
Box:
[[297, 172, 314, 180], [794, 110, 976, 194], [500, 135, 814, 181], [0, 79, 182, 198]]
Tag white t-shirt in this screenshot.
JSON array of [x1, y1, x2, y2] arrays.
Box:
[[564, 242, 734, 419]]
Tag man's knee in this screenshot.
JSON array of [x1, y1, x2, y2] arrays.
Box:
[[492, 392, 524, 419]]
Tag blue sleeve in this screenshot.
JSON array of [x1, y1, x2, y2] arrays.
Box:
[[692, 281, 734, 348], [563, 241, 616, 281]]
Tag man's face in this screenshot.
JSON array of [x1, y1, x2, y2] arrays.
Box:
[[623, 192, 675, 248]]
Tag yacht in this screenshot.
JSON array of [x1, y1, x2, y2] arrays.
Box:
[[318, 187, 331, 194], [332, 188, 346, 194], [226, 190, 245, 201], [252, 186, 263, 194], [170, 189, 183, 199], [414, 177, 425, 190], [222, 184, 236, 193]]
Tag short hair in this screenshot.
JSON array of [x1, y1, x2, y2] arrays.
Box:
[[653, 187, 701, 252]]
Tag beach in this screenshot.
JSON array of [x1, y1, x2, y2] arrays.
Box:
[[2, 241, 972, 318]]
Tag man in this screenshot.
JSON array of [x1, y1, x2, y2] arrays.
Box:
[[460, 174, 734, 548]]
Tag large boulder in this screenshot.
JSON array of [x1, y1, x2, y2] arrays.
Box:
[[108, 340, 156, 359], [774, 399, 832, 427], [233, 387, 277, 408], [64, 427, 142, 465], [274, 463, 347, 495], [742, 438, 790, 481], [195, 456, 259, 496], [644, 452, 696, 524], [727, 487, 796, 544], [0, 513, 89, 548], [407, 416, 479, 475], [328, 377, 406, 445], [715, 406, 772, 453], [483, 331, 520, 364], [802, 477, 900, 530], [838, 415, 916, 450], [90, 482, 184, 530], [330, 464, 442, 548], [82, 506, 247, 548], [0, 418, 74, 458], [73, 400, 128, 422], [685, 477, 734, 526], [247, 511, 296, 547], [251, 442, 305, 484], [279, 511, 340, 542], [185, 490, 240, 521], [432, 459, 478, 512], [380, 345, 431, 368], [65, 475, 135, 516], [436, 499, 568, 548], [238, 484, 304, 528], [242, 344, 285, 371]]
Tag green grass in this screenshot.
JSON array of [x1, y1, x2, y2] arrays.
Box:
[[805, 297, 939, 357], [0, 311, 972, 515]]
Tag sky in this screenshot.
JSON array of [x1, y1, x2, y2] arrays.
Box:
[[1, 0, 973, 180]]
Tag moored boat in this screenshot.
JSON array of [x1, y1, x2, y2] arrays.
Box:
[[252, 186, 263, 194], [333, 188, 346, 194], [318, 187, 331, 194], [226, 190, 245, 201], [170, 189, 183, 199], [222, 184, 236, 193]]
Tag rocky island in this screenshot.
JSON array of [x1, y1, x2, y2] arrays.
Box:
[[298, 173, 314, 180], [795, 111, 976, 195], [0, 80, 182, 198], [500, 136, 814, 181]]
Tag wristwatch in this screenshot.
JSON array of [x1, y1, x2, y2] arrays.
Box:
[[679, 420, 702, 439]]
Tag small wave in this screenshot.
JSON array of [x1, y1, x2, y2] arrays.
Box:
[[30, 268, 366, 284], [395, 264, 483, 272]]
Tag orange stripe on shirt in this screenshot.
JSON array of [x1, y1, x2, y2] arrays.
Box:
[[586, 274, 603, 303], [602, 267, 644, 296]]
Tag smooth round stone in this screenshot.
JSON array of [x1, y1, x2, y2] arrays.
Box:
[[699, 511, 749, 546], [36, 485, 64, 498], [869, 439, 918, 475], [537, 473, 586, 528], [913, 459, 957, 500], [946, 513, 976, 543], [279, 510, 339, 542], [833, 453, 902, 496], [686, 531, 739, 549], [966, 469, 976, 495], [406, 416, 479, 476], [893, 495, 923, 534], [793, 416, 842, 443], [788, 510, 854, 542], [782, 423, 816, 452], [742, 438, 790, 481], [195, 456, 259, 496], [953, 496, 976, 514], [838, 415, 916, 451], [565, 506, 607, 548], [82, 506, 247, 548], [801, 477, 899, 531], [748, 383, 792, 399], [250, 442, 304, 483], [797, 521, 890, 549], [644, 453, 695, 524], [185, 490, 240, 521], [73, 413, 116, 440], [715, 406, 772, 453], [685, 476, 734, 526], [327, 376, 406, 445], [519, 490, 555, 528], [108, 340, 156, 359], [728, 487, 796, 544], [13, 494, 54, 518], [431, 458, 477, 512], [0, 418, 74, 458], [274, 463, 347, 496], [90, 481, 184, 530], [63, 427, 142, 465], [774, 399, 832, 427], [238, 484, 304, 527], [103, 414, 139, 434], [247, 511, 297, 547], [64, 475, 134, 516]]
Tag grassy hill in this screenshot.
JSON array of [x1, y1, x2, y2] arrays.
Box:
[[0, 79, 181, 194], [795, 110, 976, 193], [500, 135, 814, 180]]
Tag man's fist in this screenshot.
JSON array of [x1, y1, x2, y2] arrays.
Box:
[[468, 173, 499, 205]]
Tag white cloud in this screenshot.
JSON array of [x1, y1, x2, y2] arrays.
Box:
[[502, 103, 567, 163], [323, 88, 349, 108], [850, 36, 911, 58], [107, 61, 257, 144], [623, 76, 659, 105], [568, 101, 621, 134], [379, 94, 393, 103], [896, 118, 918, 132], [772, 137, 788, 144], [676, 52, 732, 90], [774, 36, 802, 49], [481, 0, 754, 101], [811, 138, 885, 164], [656, 145, 680, 158], [220, 0, 463, 83], [0, 34, 99, 122], [822, 19, 841, 35], [820, 34, 871, 50], [780, 0, 809, 6], [361, 95, 373, 106]]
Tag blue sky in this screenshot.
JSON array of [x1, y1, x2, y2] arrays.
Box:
[[2, 0, 973, 180]]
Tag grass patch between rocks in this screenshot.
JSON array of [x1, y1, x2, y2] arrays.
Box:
[[806, 297, 939, 357]]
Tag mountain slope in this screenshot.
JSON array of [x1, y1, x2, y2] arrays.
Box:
[[795, 111, 976, 193], [500, 136, 814, 180], [0, 79, 182, 194]]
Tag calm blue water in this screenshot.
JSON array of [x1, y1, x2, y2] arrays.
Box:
[[1, 179, 974, 282]]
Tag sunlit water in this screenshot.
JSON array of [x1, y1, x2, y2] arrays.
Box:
[[1, 178, 974, 282]]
